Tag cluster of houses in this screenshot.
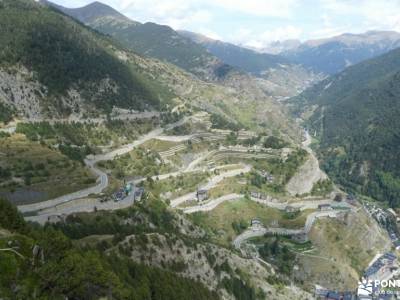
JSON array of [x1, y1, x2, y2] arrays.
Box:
[[364, 252, 398, 281], [388, 230, 400, 250], [113, 183, 144, 202], [318, 203, 333, 211], [363, 202, 400, 248], [314, 285, 354, 300], [363, 202, 392, 227]]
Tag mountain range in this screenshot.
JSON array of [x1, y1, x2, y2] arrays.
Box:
[[268, 31, 400, 74], [39, 0, 400, 80], [179, 30, 324, 98], [42, 0, 325, 100], [179, 30, 290, 75], [0, 0, 302, 140], [42, 0, 229, 81]]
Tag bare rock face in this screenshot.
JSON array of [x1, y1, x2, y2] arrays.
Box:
[[0, 67, 43, 119], [0, 66, 120, 120], [286, 153, 327, 196]]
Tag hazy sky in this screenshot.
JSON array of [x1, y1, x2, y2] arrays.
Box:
[[51, 0, 400, 49]]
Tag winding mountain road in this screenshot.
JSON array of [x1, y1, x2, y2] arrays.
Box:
[[20, 117, 253, 222], [250, 197, 350, 211], [170, 164, 251, 208], [182, 193, 242, 214], [18, 118, 188, 214]]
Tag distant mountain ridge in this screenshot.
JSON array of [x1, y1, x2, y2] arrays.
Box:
[[179, 30, 289, 74], [280, 31, 400, 74], [258, 39, 301, 55], [304, 30, 400, 47], [40, 0, 137, 26], [40, 0, 400, 78], [179, 30, 323, 98]]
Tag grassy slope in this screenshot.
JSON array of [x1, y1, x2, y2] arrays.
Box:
[[300, 209, 390, 291], [0, 134, 96, 204], [16, 119, 158, 149]]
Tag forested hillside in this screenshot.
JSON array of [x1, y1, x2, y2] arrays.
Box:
[[0, 197, 220, 299], [0, 0, 169, 117], [291, 48, 400, 207]]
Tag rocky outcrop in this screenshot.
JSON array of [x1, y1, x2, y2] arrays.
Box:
[[114, 232, 314, 300], [286, 153, 327, 196], [0, 67, 43, 119]]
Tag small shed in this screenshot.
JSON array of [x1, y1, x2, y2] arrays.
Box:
[[291, 233, 308, 243], [196, 189, 208, 202], [318, 204, 332, 211], [251, 219, 262, 226], [285, 205, 300, 213], [250, 191, 260, 199], [251, 219, 263, 230], [346, 194, 357, 205]]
